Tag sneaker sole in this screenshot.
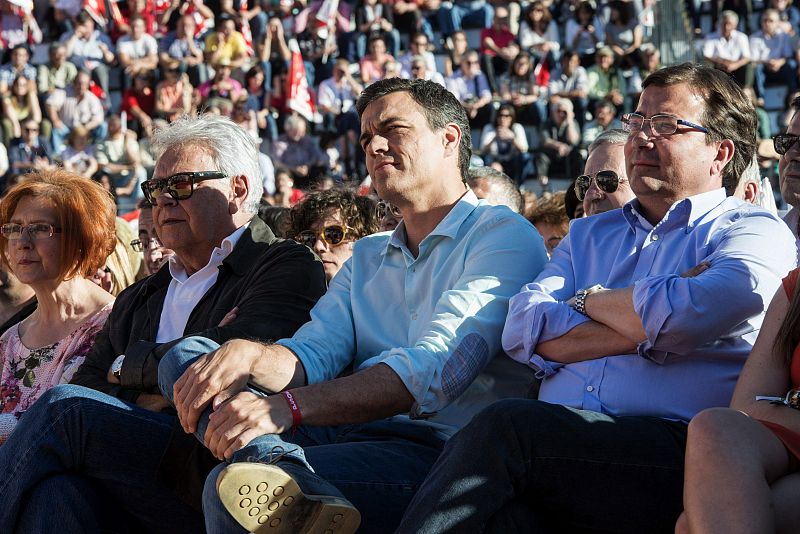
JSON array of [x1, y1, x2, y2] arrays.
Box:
[[216, 463, 361, 534]]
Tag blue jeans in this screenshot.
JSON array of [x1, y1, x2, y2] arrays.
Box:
[[754, 60, 798, 99], [157, 336, 445, 534], [437, 1, 494, 36], [397, 399, 688, 533], [0, 384, 204, 533]]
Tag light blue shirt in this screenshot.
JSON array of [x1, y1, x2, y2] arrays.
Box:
[[280, 190, 548, 437], [503, 188, 797, 422]]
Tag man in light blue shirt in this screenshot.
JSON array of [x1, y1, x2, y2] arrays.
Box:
[[160, 78, 547, 533], [397, 63, 797, 533]]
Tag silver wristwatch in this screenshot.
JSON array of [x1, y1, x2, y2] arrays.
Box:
[[111, 354, 125, 380], [574, 284, 605, 316]]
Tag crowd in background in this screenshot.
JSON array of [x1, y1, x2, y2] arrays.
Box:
[[0, 0, 798, 218]]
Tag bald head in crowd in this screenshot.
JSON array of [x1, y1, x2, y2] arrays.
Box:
[[467, 167, 524, 213], [580, 129, 635, 216]]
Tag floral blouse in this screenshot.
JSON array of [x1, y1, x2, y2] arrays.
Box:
[[0, 303, 113, 442]]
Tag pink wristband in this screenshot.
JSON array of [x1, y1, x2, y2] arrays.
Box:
[[281, 390, 302, 430]]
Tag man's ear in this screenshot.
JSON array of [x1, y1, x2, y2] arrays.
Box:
[[443, 123, 462, 158], [229, 175, 250, 214], [711, 138, 735, 179]]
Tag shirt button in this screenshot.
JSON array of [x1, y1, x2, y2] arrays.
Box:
[[586, 386, 594, 392], [411, 313, 418, 320], [652, 235, 659, 241]]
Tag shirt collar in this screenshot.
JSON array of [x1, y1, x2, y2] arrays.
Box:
[[167, 222, 250, 282], [623, 188, 728, 232]]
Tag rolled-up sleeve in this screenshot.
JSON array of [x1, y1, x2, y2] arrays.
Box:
[[633, 211, 796, 362]]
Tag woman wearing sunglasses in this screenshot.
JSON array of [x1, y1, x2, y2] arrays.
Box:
[[288, 189, 379, 282], [0, 169, 117, 444]]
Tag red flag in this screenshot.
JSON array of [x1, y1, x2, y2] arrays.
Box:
[[285, 38, 316, 122]]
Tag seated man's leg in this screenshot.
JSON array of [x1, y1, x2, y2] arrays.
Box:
[[397, 399, 686, 533], [0, 384, 203, 533], [15, 474, 103, 534]]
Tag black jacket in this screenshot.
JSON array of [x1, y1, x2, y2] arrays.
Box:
[[71, 216, 327, 402]]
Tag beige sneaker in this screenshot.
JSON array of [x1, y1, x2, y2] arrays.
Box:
[[216, 463, 361, 533]]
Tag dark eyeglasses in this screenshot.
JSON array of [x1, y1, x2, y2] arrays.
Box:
[[376, 200, 402, 219], [1, 223, 62, 240], [773, 134, 800, 155], [130, 237, 164, 252], [574, 170, 624, 201], [140, 171, 228, 204], [622, 113, 709, 136], [24, 127, 39, 132], [295, 224, 353, 248]]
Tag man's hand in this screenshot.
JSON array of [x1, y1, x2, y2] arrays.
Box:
[[173, 338, 264, 433], [204, 391, 293, 460]]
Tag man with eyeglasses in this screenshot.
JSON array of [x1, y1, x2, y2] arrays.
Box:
[[6, 118, 54, 185], [398, 33, 436, 78], [576, 128, 634, 217], [775, 93, 800, 258], [397, 63, 796, 533], [446, 50, 493, 128], [0, 115, 327, 532]]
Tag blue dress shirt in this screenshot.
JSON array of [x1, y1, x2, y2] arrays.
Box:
[[503, 188, 797, 422], [280, 190, 548, 437]]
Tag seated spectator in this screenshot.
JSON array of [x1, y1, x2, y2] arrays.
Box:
[[398, 33, 436, 78], [703, 10, 751, 86], [354, 0, 401, 59], [272, 114, 330, 187], [467, 166, 524, 213], [407, 55, 445, 86], [446, 50, 493, 129], [587, 47, 627, 114], [6, 119, 55, 185], [231, 99, 259, 140], [196, 60, 245, 114], [518, 1, 560, 67], [1, 76, 42, 144], [0, 264, 36, 337], [0, 1, 41, 50], [113, 0, 158, 39], [527, 190, 570, 256], [479, 103, 530, 185], [535, 98, 582, 184], [360, 35, 394, 85], [116, 14, 159, 90], [317, 59, 364, 177], [0, 44, 37, 94], [155, 67, 194, 123], [45, 70, 107, 155], [0, 169, 116, 444], [288, 188, 379, 281], [582, 100, 623, 147], [576, 128, 633, 217], [132, 199, 174, 276], [204, 13, 249, 70], [750, 9, 796, 101], [437, 0, 494, 37], [479, 5, 520, 93], [397, 63, 797, 534], [499, 52, 546, 127], [375, 198, 402, 231], [382, 59, 403, 79], [36, 43, 78, 99], [605, 0, 643, 69], [272, 168, 306, 207], [60, 10, 115, 104], [59, 126, 98, 178], [158, 13, 207, 87], [91, 218, 144, 296], [94, 114, 147, 215], [628, 45, 662, 105], [121, 72, 157, 139], [770, 0, 800, 36], [548, 50, 590, 127], [442, 30, 468, 78], [679, 263, 800, 532], [297, 21, 338, 86], [565, 1, 604, 67]]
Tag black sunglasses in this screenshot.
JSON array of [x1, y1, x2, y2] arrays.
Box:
[[575, 170, 623, 201], [140, 171, 228, 203], [773, 134, 800, 155], [295, 224, 353, 248]]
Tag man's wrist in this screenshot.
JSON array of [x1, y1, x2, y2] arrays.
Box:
[[573, 284, 605, 316]]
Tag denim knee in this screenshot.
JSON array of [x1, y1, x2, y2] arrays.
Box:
[[157, 336, 221, 401]]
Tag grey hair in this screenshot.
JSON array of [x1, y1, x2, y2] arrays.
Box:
[[739, 156, 761, 187], [467, 166, 524, 213], [720, 9, 739, 23], [284, 113, 306, 132], [588, 128, 629, 154], [150, 114, 263, 215]]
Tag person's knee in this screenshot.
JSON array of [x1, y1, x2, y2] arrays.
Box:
[[687, 407, 745, 457], [39, 383, 93, 405], [157, 336, 221, 397]]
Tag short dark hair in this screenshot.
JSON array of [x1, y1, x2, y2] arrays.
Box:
[[356, 78, 472, 181], [467, 167, 524, 213], [287, 188, 379, 241], [527, 191, 570, 229], [643, 63, 757, 195]]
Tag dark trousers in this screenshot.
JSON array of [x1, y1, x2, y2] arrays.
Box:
[[397, 399, 688, 533]]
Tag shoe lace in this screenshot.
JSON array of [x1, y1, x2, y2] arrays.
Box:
[[245, 445, 299, 465]]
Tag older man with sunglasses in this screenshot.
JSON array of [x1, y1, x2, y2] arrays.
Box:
[[575, 128, 635, 217], [0, 114, 327, 532], [776, 94, 800, 259], [397, 63, 797, 533]]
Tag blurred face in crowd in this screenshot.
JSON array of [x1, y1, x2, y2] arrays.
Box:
[[461, 52, 480, 76], [562, 54, 579, 75], [410, 61, 427, 80], [513, 54, 532, 76], [333, 60, 348, 81], [720, 15, 736, 37], [410, 36, 428, 54], [137, 208, 174, 274], [533, 220, 567, 257], [369, 38, 386, 57], [596, 104, 614, 127], [276, 171, 294, 193], [760, 11, 779, 35], [307, 209, 355, 281], [50, 45, 67, 67], [597, 52, 614, 71], [131, 17, 146, 39], [11, 47, 29, 68], [582, 142, 633, 216], [22, 120, 40, 145], [178, 15, 196, 38], [286, 119, 306, 142], [220, 19, 236, 37], [451, 32, 467, 53], [779, 109, 800, 207], [75, 71, 91, 97], [493, 6, 510, 29], [5, 196, 63, 287]]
